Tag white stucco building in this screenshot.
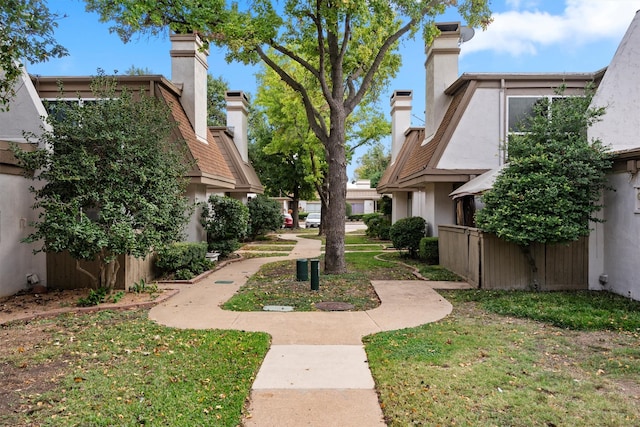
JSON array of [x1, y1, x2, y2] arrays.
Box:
[[588, 10, 640, 300], [0, 70, 49, 296], [378, 22, 599, 236]]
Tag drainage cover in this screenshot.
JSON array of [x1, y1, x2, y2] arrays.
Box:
[[263, 305, 294, 312], [314, 302, 355, 311], [214, 280, 234, 284]]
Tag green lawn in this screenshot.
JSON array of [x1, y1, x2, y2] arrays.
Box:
[[364, 290, 640, 426], [0, 310, 269, 426]]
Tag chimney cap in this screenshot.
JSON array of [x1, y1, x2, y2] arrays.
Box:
[[436, 22, 460, 33], [392, 90, 413, 99], [225, 90, 249, 102]]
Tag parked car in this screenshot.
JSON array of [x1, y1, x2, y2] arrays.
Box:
[[282, 213, 293, 228], [305, 212, 321, 228]]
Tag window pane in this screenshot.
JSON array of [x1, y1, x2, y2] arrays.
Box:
[[508, 97, 540, 132]]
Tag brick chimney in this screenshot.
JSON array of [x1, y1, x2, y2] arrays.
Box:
[[390, 90, 412, 163], [425, 23, 461, 138], [225, 91, 250, 162], [170, 33, 209, 143]]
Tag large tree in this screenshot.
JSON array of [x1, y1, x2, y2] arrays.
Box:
[[14, 74, 191, 291], [354, 141, 391, 187], [0, 0, 68, 109], [207, 74, 229, 126], [84, 0, 491, 274], [475, 86, 612, 287]]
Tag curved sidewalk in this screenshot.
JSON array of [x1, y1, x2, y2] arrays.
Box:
[[149, 234, 470, 426]]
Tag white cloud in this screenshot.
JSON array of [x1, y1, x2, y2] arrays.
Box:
[[463, 0, 640, 57]]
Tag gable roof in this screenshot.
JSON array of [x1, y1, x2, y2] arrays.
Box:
[[377, 128, 425, 192], [209, 126, 264, 194], [32, 75, 237, 190], [157, 85, 235, 189], [378, 71, 603, 193]]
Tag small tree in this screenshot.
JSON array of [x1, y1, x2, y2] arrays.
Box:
[[247, 195, 282, 239], [14, 73, 191, 291], [200, 195, 249, 257], [475, 86, 612, 287], [390, 216, 426, 258]]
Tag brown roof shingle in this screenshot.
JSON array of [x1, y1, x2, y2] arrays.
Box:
[[158, 85, 235, 187], [210, 127, 264, 194]]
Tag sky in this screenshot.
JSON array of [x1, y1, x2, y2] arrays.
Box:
[[27, 0, 640, 180]]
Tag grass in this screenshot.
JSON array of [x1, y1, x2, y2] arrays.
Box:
[[364, 291, 640, 426], [446, 289, 640, 331], [377, 252, 463, 281], [0, 310, 269, 426], [222, 251, 415, 312]]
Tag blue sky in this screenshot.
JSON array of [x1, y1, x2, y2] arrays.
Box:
[[28, 0, 640, 180]]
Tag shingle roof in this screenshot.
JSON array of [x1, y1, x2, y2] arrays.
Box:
[[400, 84, 468, 180], [209, 126, 264, 194], [158, 85, 235, 188], [376, 128, 425, 192]]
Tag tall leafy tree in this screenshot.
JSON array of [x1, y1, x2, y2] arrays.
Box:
[[14, 74, 191, 291], [475, 86, 612, 287], [354, 141, 391, 187], [0, 0, 68, 109], [84, 0, 492, 274], [249, 108, 317, 229], [207, 74, 229, 126]]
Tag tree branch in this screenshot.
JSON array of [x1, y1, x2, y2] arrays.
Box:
[[256, 46, 329, 139]]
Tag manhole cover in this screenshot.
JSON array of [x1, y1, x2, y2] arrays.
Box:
[[314, 302, 354, 311], [263, 305, 294, 312], [214, 280, 234, 284]]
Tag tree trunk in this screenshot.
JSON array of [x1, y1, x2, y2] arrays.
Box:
[[324, 119, 347, 274], [291, 185, 300, 229], [520, 245, 540, 291]]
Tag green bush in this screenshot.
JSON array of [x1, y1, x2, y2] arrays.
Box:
[[298, 212, 309, 220], [363, 213, 391, 240], [247, 195, 282, 239], [419, 237, 439, 264], [348, 214, 364, 221], [390, 216, 427, 258], [345, 202, 352, 217], [200, 195, 249, 257], [156, 242, 211, 279]]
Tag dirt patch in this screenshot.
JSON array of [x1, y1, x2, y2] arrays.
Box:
[[0, 287, 177, 325]]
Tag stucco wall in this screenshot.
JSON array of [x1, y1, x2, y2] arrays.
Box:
[[589, 172, 640, 300], [185, 184, 208, 243], [0, 175, 46, 297], [438, 88, 501, 169]]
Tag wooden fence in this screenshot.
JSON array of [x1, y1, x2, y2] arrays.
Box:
[[438, 225, 588, 290], [47, 252, 157, 290]]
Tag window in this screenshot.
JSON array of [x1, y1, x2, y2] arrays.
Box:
[[505, 95, 574, 160]]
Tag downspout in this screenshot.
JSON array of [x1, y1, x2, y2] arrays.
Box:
[[499, 78, 506, 164]]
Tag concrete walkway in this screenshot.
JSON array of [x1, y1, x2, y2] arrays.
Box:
[[149, 234, 470, 426]]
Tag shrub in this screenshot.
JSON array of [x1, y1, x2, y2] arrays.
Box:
[[156, 242, 211, 279], [419, 237, 439, 264], [363, 213, 391, 240], [247, 195, 282, 239], [345, 202, 352, 218], [200, 195, 249, 257], [390, 216, 427, 258], [348, 214, 364, 221], [298, 212, 309, 220]]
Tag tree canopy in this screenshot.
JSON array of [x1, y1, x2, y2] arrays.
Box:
[[84, 0, 492, 273], [476, 85, 611, 268], [207, 74, 229, 126], [354, 141, 391, 187], [14, 74, 191, 290], [0, 0, 68, 109]]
